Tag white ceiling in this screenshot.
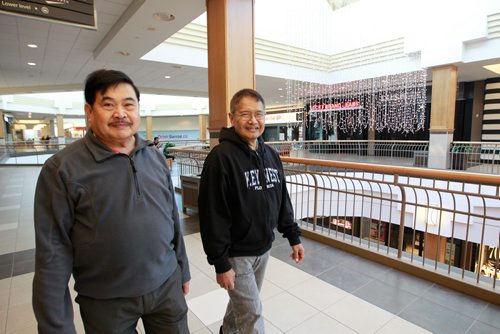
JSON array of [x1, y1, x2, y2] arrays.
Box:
[[0, 0, 499, 122], [0, 0, 208, 96]]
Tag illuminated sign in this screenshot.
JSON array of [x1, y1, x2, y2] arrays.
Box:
[[0, 0, 96, 29], [265, 112, 300, 124], [310, 101, 361, 111]]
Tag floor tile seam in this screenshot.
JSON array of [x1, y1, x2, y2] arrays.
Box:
[[2, 274, 15, 334], [372, 314, 414, 334], [284, 282, 352, 312], [265, 308, 318, 333], [390, 277, 436, 297], [302, 264, 342, 278], [343, 274, 424, 318], [305, 250, 352, 266], [388, 291, 425, 321], [471, 300, 492, 321], [268, 255, 417, 325], [466, 305, 500, 329], [318, 307, 367, 333], [363, 273, 424, 301], [418, 291, 489, 320], [462, 319, 481, 333], [274, 245, 419, 314], [395, 292, 477, 333], [357, 287, 435, 333], [268, 288, 326, 315], [188, 263, 217, 283], [466, 318, 500, 331]]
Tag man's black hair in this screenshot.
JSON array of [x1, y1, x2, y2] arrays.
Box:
[[230, 88, 266, 114], [84, 69, 140, 106]]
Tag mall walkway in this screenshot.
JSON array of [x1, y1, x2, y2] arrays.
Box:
[[0, 166, 499, 333]]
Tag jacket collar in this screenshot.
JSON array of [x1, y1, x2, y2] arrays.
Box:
[[83, 131, 147, 162]]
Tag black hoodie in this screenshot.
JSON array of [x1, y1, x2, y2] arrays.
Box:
[[198, 127, 301, 273]]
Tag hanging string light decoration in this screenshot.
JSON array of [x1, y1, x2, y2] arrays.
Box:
[[286, 69, 427, 134]]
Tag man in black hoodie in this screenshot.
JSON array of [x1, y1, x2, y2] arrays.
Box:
[[198, 88, 305, 334]]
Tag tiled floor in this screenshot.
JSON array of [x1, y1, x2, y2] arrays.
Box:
[[0, 166, 499, 333]]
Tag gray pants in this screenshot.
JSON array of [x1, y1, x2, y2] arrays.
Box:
[[75, 266, 189, 334], [223, 250, 270, 334]]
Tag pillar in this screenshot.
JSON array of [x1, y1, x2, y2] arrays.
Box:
[[49, 118, 56, 138], [470, 81, 485, 142], [368, 127, 376, 156], [146, 115, 153, 140], [428, 65, 457, 169], [199, 114, 208, 141], [0, 111, 5, 144], [56, 114, 64, 139], [206, 0, 255, 147]]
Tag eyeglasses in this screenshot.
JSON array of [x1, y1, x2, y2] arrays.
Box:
[[234, 111, 266, 120]]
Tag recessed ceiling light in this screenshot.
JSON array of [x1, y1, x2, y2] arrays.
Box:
[[483, 64, 500, 75], [27, 62, 36, 66], [279, 95, 284, 98], [153, 12, 175, 22], [164, 75, 171, 79], [27, 44, 38, 48], [278, 88, 283, 91]]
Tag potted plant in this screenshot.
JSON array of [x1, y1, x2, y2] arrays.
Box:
[[450, 144, 472, 170], [163, 142, 175, 169]]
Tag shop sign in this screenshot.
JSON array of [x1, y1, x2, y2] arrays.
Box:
[[0, 0, 96, 29], [265, 112, 300, 124], [310, 101, 361, 111], [331, 218, 352, 229]]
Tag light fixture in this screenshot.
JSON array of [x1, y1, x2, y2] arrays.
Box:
[[278, 88, 283, 91], [164, 75, 171, 79], [27, 44, 38, 48], [483, 63, 500, 75], [27, 62, 36, 66], [153, 12, 175, 22]]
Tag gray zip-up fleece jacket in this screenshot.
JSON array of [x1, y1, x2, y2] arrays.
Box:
[[32, 131, 190, 334]]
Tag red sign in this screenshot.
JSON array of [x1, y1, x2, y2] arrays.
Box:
[[310, 101, 361, 110]]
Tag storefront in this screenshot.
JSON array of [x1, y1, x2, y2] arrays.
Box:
[[263, 112, 302, 142], [305, 100, 366, 141]]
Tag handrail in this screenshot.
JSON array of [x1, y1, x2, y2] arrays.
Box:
[[281, 156, 500, 186], [170, 148, 500, 303]]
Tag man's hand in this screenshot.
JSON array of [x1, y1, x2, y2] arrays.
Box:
[[290, 243, 305, 264], [216, 269, 236, 290], [182, 281, 190, 296]]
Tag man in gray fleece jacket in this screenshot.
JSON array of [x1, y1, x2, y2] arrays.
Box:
[[32, 69, 190, 334]]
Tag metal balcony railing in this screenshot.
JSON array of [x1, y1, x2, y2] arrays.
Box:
[[1, 139, 498, 302], [266, 140, 429, 167], [169, 146, 500, 304], [450, 141, 500, 174]]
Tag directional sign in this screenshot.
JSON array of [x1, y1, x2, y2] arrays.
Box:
[[0, 0, 96, 29]]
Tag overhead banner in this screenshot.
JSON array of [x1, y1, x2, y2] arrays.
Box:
[[0, 0, 96, 29]]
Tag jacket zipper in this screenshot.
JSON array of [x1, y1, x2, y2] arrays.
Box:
[[128, 157, 141, 196]]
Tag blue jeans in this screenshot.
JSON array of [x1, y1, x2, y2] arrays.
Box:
[[222, 250, 270, 334]]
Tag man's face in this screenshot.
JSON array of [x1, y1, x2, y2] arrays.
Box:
[[85, 83, 140, 147], [229, 96, 265, 148]]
